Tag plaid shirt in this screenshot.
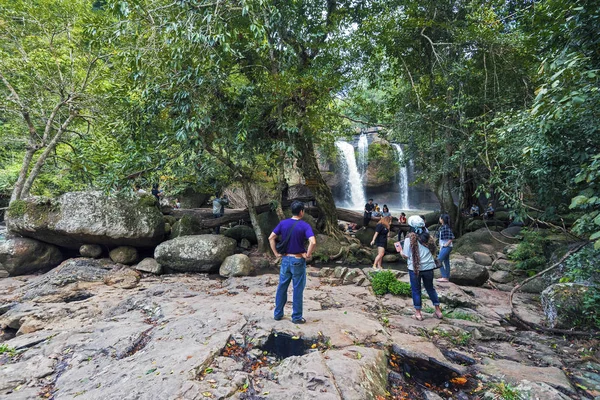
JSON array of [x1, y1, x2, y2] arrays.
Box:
[[438, 224, 455, 241]]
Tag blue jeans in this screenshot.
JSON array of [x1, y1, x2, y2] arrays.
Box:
[[213, 213, 223, 234], [408, 270, 440, 310], [274, 256, 307, 321], [438, 246, 452, 278]]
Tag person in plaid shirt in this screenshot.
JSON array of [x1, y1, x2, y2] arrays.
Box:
[[436, 214, 455, 282]]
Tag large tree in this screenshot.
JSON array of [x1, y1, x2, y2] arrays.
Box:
[[0, 0, 109, 202]]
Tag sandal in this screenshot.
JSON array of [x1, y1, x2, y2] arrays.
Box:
[[412, 313, 424, 321], [435, 310, 443, 319]]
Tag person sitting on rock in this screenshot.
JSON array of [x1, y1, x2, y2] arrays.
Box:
[[381, 205, 391, 217], [399, 215, 443, 321], [363, 199, 375, 226], [484, 203, 495, 219], [134, 184, 147, 195], [470, 204, 480, 217]]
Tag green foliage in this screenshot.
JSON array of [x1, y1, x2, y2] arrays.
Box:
[[560, 246, 600, 329], [0, 344, 16, 357], [366, 143, 397, 183], [508, 229, 550, 275], [138, 195, 157, 208], [6, 200, 27, 218], [371, 271, 411, 297], [489, 381, 522, 400], [570, 154, 600, 250]]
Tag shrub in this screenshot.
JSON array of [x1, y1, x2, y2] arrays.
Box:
[[388, 280, 411, 296], [509, 229, 550, 275], [371, 270, 411, 297]]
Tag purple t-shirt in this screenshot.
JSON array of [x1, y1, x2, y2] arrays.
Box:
[[272, 218, 315, 254]]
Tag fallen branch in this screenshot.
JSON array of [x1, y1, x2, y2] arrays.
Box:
[[508, 242, 599, 337]]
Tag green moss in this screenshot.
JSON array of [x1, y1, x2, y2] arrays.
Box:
[[7, 200, 27, 218], [138, 194, 157, 207]]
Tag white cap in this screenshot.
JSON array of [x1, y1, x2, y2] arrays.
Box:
[[407, 215, 425, 228]]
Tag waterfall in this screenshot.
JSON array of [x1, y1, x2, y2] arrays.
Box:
[[392, 144, 409, 210], [335, 141, 366, 209], [357, 133, 368, 177]]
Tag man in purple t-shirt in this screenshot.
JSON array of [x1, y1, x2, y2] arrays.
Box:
[[268, 201, 317, 324]]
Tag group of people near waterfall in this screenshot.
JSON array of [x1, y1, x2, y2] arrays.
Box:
[[269, 196, 457, 325], [368, 211, 455, 320]]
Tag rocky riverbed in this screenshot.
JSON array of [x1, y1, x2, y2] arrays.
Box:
[[1, 260, 599, 400]]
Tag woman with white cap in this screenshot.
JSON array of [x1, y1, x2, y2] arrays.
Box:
[[399, 215, 443, 321]]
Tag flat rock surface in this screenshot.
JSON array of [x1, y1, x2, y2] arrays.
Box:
[[0, 264, 591, 399]]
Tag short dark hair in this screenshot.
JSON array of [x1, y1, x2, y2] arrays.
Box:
[[368, 198, 373, 201], [291, 201, 305, 216]]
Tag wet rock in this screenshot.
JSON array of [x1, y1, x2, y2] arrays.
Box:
[[223, 224, 257, 244], [5, 191, 165, 249], [0, 237, 63, 276], [472, 252, 493, 266], [134, 257, 162, 274], [219, 254, 254, 277], [541, 283, 590, 329], [449, 257, 489, 286], [109, 246, 139, 265], [79, 244, 103, 258], [155, 234, 236, 272], [490, 270, 513, 284]]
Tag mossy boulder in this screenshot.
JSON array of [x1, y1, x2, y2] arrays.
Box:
[[0, 237, 64, 276], [312, 234, 344, 261], [79, 244, 103, 258], [421, 212, 440, 227], [224, 225, 258, 244], [5, 192, 165, 249], [109, 246, 139, 265], [170, 215, 208, 238], [219, 254, 254, 277], [541, 283, 590, 329], [453, 228, 517, 256], [154, 235, 237, 272], [354, 227, 376, 246]]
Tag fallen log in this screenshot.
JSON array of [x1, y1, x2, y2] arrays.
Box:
[[171, 199, 409, 232]]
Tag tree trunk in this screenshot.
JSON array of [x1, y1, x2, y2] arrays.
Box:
[[275, 158, 286, 221], [241, 179, 267, 253], [433, 174, 458, 224], [295, 136, 341, 238], [10, 146, 36, 202]]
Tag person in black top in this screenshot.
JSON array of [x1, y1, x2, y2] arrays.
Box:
[[370, 216, 391, 271], [151, 183, 163, 203], [363, 198, 375, 226]]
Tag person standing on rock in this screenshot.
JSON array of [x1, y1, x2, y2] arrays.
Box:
[[400, 215, 443, 321], [436, 213, 454, 282], [370, 216, 391, 271], [363, 199, 375, 226], [269, 201, 316, 324], [212, 194, 229, 234]]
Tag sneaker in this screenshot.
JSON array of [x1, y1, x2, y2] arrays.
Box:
[[291, 318, 306, 324]]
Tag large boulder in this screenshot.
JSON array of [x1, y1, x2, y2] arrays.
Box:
[[449, 256, 490, 287], [472, 252, 493, 266], [170, 215, 209, 238], [219, 254, 254, 277], [223, 225, 257, 244], [453, 228, 516, 256], [354, 227, 376, 246], [154, 235, 237, 272], [541, 283, 591, 329], [109, 246, 139, 265], [312, 234, 344, 261], [5, 192, 164, 249], [0, 238, 64, 276]]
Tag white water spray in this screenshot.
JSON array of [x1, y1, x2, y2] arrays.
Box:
[[357, 133, 369, 177], [335, 141, 366, 209], [392, 144, 409, 210]]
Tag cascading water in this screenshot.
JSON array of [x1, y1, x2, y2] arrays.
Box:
[[335, 141, 366, 209], [357, 133, 369, 177], [392, 144, 409, 210]]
